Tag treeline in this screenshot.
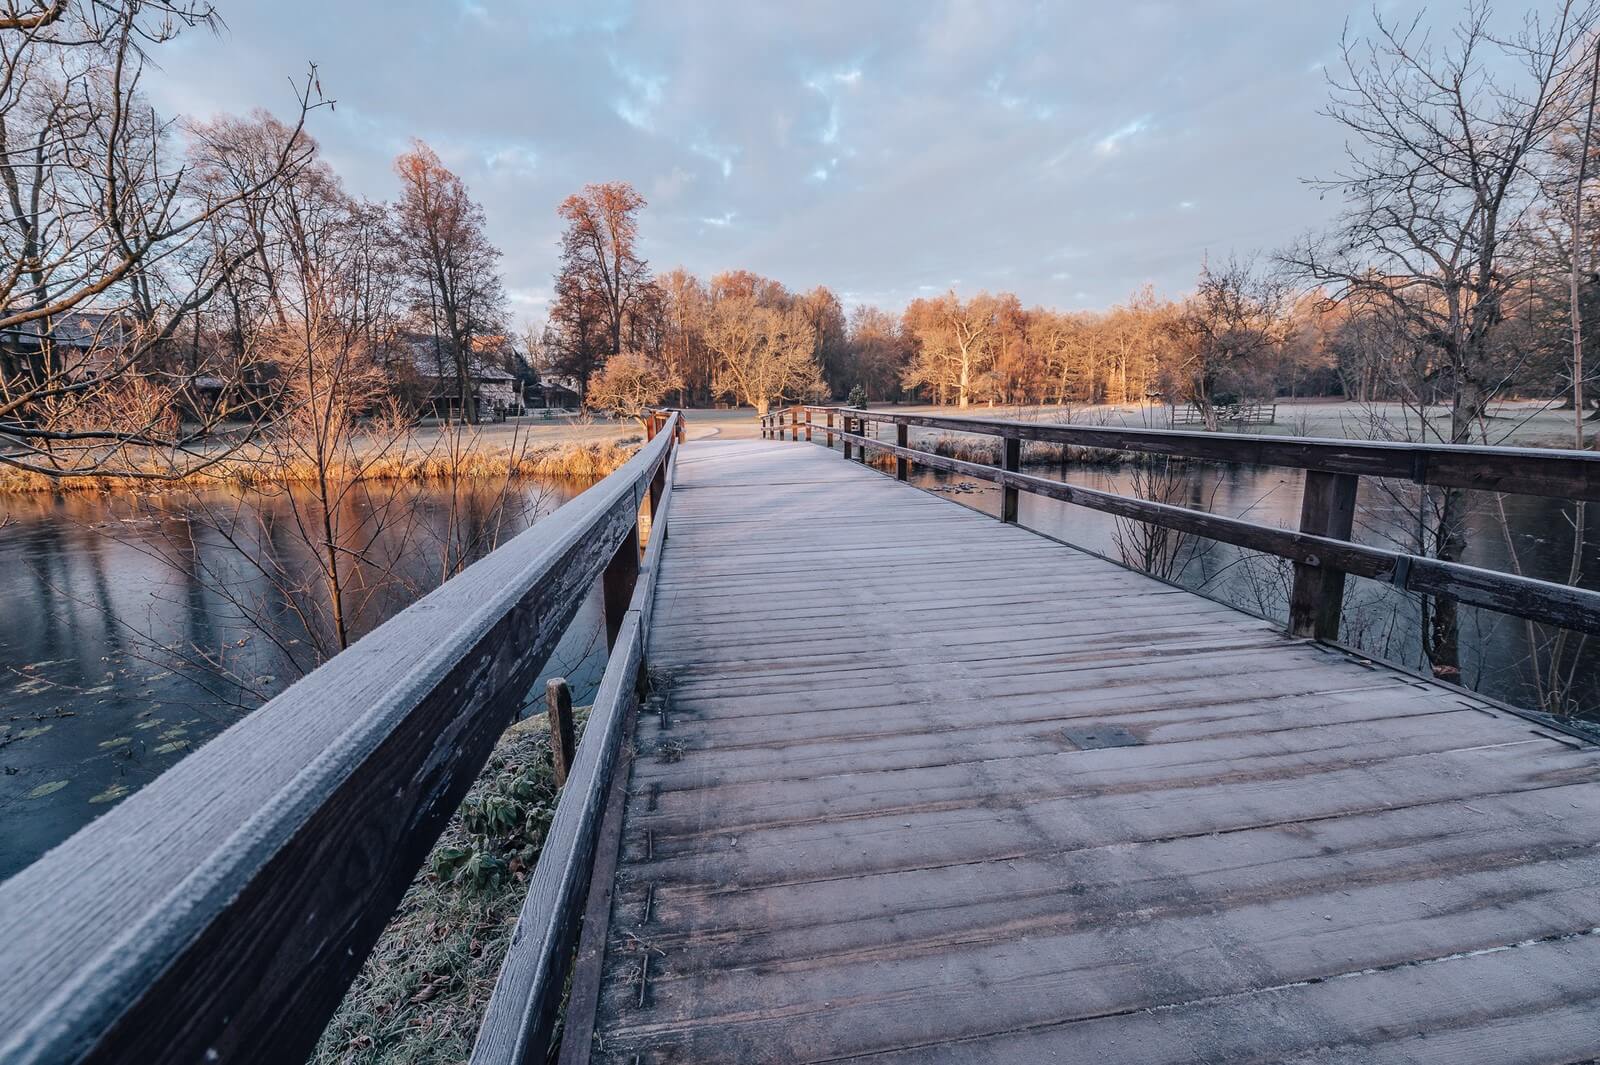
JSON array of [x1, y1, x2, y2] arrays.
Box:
[[546, 216, 1591, 432]]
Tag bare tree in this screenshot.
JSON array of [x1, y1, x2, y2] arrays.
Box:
[[1282, 0, 1597, 677], [392, 141, 503, 425], [0, 0, 327, 480], [1166, 256, 1286, 430], [708, 296, 824, 414]]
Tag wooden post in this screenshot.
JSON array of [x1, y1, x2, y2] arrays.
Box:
[[545, 678, 575, 787], [805, 408, 813, 442], [645, 414, 658, 442], [602, 521, 641, 649], [648, 463, 664, 521], [842, 416, 853, 461], [1001, 435, 1021, 523], [790, 407, 799, 441], [895, 422, 909, 481], [1288, 470, 1359, 640], [825, 408, 835, 448]]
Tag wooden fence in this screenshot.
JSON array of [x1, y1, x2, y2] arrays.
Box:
[[759, 405, 1600, 643], [1171, 400, 1277, 426], [0, 411, 684, 1065]]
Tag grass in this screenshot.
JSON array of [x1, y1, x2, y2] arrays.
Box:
[[310, 709, 587, 1065], [0, 438, 639, 495]]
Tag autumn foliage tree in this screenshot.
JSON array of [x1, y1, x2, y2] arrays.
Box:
[[549, 182, 654, 387], [584, 351, 681, 426]]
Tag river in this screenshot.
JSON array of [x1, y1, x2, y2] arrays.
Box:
[[0, 476, 610, 880]]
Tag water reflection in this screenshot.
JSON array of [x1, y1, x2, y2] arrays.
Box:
[[0, 477, 608, 880]]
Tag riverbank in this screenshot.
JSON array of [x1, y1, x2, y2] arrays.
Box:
[[311, 711, 582, 1065], [0, 426, 640, 496]]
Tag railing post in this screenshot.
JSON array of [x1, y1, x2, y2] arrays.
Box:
[[602, 519, 641, 650], [1288, 470, 1359, 640], [825, 408, 835, 448], [1001, 435, 1021, 523], [649, 461, 665, 522], [842, 416, 853, 461], [896, 422, 909, 481], [856, 417, 868, 462], [645, 414, 658, 442], [790, 407, 799, 441], [805, 408, 813, 442], [545, 677, 575, 787]]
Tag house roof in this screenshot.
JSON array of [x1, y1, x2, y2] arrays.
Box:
[[0, 309, 135, 350], [385, 332, 515, 383]]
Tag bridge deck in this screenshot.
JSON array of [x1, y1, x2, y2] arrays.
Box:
[[579, 438, 1600, 1063]]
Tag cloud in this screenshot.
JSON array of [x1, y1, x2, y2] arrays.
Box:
[[140, 0, 1364, 313], [1094, 116, 1152, 157]]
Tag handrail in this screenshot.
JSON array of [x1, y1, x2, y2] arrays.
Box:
[[0, 413, 683, 1065], [822, 405, 1600, 501], [779, 406, 1600, 643]]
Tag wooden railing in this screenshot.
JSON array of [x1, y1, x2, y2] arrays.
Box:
[[760, 405, 1600, 641], [0, 412, 683, 1065]]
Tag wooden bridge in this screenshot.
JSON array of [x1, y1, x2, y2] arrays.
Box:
[[3, 408, 1600, 1064]]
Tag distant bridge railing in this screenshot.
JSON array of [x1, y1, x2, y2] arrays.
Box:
[[0, 411, 684, 1065], [759, 405, 1600, 643]]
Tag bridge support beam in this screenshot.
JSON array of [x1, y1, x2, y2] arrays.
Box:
[[1001, 435, 1021, 523], [1288, 470, 1358, 640]]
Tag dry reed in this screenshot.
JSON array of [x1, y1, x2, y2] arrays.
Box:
[[0, 438, 638, 495]]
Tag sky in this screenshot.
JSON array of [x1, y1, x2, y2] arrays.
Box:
[[144, 0, 1388, 329]]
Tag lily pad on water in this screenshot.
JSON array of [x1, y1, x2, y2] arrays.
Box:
[[26, 780, 69, 799], [89, 783, 131, 804]]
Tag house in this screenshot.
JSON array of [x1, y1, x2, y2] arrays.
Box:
[[383, 332, 521, 419], [533, 372, 583, 409], [0, 309, 135, 385]]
